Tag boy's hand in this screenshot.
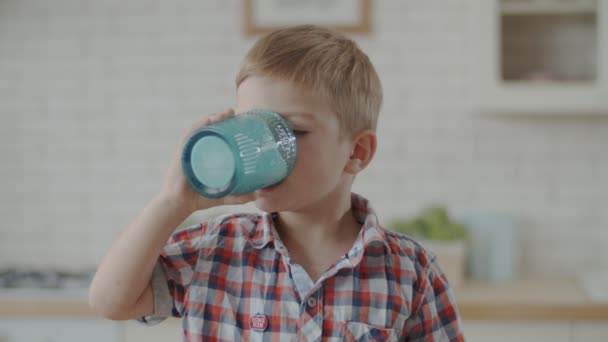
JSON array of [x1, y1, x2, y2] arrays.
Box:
[[160, 108, 256, 213]]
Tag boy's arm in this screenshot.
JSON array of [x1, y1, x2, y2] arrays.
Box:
[[403, 258, 466, 342], [88, 109, 255, 320], [88, 194, 192, 320]]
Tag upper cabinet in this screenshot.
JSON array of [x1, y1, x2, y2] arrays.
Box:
[[469, 0, 608, 115]]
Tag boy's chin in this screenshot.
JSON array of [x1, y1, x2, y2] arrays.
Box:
[[253, 196, 285, 213], [253, 198, 275, 213]]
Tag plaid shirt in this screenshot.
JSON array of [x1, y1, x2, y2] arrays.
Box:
[[141, 193, 465, 341]]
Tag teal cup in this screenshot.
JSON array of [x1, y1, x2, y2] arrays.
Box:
[[181, 109, 297, 198]]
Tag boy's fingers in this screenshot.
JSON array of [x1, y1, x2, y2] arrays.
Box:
[[182, 108, 235, 140], [208, 108, 235, 124], [199, 108, 234, 127]]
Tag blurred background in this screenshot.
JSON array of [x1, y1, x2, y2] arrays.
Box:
[[0, 0, 607, 341]]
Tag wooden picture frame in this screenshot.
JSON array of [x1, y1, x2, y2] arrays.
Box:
[[243, 0, 371, 35]]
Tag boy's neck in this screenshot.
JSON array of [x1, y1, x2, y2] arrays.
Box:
[[273, 190, 362, 274]]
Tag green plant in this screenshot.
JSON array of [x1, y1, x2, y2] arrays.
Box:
[[387, 206, 468, 241]]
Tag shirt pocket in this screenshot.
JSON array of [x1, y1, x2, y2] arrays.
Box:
[[339, 321, 398, 342]]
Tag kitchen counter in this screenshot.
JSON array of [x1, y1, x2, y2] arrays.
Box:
[[0, 289, 93, 317], [1, 277, 607, 321], [454, 277, 608, 321]]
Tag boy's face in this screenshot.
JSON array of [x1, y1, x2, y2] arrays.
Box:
[[235, 76, 354, 213]]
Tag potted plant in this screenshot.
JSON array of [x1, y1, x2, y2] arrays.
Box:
[[387, 206, 468, 288]]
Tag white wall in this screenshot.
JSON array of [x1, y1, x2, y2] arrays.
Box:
[[0, 0, 606, 275]]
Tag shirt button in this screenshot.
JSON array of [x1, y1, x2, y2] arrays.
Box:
[[306, 297, 317, 308]]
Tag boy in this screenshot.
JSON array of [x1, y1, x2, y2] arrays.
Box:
[[89, 25, 465, 341]]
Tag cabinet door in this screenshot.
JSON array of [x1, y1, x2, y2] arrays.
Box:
[[570, 322, 608, 342], [123, 318, 182, 342], [468, 0, 608, 115], [463, 320, 570, 342], [0, 318, 120, 342]]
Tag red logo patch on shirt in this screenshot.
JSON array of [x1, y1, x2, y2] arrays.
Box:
[[250, 314, 268, 331]]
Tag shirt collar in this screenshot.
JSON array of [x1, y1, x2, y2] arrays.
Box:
[[247, 193, 391, 253], [247, 212, 277, 249], [351, 193, 392, 254]]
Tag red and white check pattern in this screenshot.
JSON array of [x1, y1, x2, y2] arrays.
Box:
[[140, 193, 465, 341]]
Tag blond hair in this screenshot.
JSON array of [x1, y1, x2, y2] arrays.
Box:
[[236, 25, 382, 137]]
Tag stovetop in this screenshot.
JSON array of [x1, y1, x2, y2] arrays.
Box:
[[0, 268, 94, 290]]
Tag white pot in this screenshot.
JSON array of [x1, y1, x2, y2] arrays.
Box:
[[419, 239, 467, 289]]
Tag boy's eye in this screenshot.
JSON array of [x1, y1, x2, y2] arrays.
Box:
[[292, 130, 308, 136]]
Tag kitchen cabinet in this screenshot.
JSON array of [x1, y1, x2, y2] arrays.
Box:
[[570, 322, 608, 342], [0, 318, 120, 342], [464, 321, 608, 342], [2, 277, 607, 341], [463, 321, 571, 342], [123, 319, 608, 341], [458, 277, 608, 341], [123, 318, 182, 342], [468, 0, 608, 115]]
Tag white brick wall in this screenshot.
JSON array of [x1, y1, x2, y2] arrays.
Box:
[[0, 0, 606, 275]]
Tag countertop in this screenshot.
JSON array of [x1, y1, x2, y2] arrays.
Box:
[[454, 277, 608, 321], [1, 277, 607, 321], [0, 288, 93, 317]]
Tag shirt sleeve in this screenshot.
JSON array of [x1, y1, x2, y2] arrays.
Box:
[[138, 223, 208, 325], [403, 257, 466, 342]]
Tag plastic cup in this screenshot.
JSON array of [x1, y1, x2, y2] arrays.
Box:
[[181, 109, 297, 198]]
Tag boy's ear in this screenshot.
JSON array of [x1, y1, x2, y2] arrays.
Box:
[[344, 130, 377, 175]]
